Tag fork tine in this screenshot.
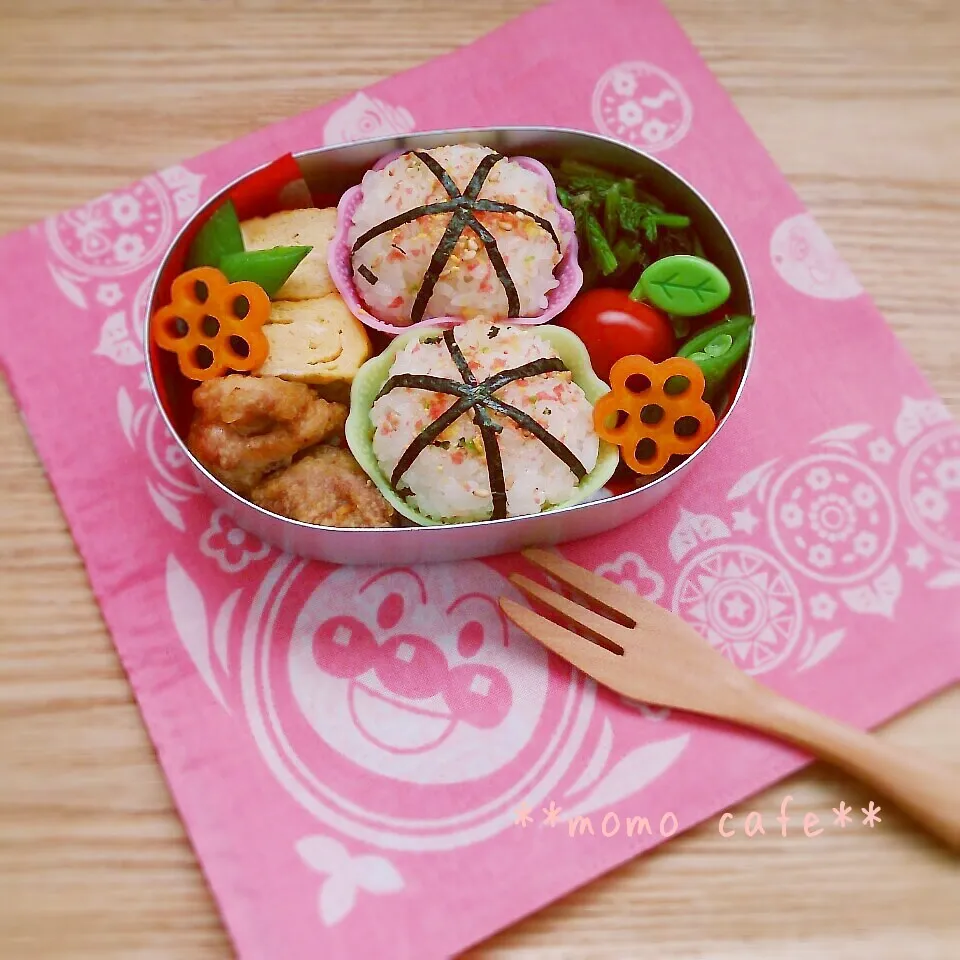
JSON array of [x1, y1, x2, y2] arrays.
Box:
[[498, 597, 622, 677], [509, 574, 625, 653], [521, 548, 638, 624]]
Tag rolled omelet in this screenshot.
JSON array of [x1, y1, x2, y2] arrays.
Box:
[[254, 294, 372, 397], [240, 207, 336, 300]]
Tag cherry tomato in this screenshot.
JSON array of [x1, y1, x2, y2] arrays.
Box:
[[556, 289, 676, 382]]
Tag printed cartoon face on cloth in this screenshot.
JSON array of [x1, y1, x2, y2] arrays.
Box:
[[770, 213, 863, 301], [288, 563, 550, 784]]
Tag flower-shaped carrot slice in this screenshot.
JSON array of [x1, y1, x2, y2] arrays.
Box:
[[594, 354, 717, 474], [151, 267, 270, 381]]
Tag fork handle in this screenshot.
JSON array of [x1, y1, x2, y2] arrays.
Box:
[[739, 690, 960, 851]]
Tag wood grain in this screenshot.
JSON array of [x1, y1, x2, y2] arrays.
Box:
[[0, 1, 958, 957]]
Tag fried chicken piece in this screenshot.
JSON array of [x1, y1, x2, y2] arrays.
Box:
[[251, 446, 394, 528], [187, 375, 347, 494]]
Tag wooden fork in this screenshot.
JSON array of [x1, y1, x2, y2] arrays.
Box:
[[499, 548, 960, 851]]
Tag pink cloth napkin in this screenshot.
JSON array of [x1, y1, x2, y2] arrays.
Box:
[[1, 0, 958, 957]]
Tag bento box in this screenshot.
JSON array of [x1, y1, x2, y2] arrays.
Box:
[[144, 127, 755, 565]]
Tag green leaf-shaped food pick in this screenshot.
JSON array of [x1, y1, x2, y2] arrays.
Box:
[[637, 254, 731, 317], [219, 246, 313, 298], [186, 200, 244, 269]]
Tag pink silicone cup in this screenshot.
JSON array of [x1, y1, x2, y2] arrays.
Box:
[[327, 151, 583, 336]]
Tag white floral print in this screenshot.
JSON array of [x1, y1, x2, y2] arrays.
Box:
[[591, 61, 693, 153], [114, 233, 146, 264], [933, 458, 960, 492], [809, 493, 856, 543], [780, 502, 804, 529], [610, 69, 638, 96], [808, 544, 834, 569], [913, 486, 949, 523], [906, 544, 932, 570], [46, 176, 177, 277], [899, 424, 960, 557], [810, 593, 838, 621], [767, 455, 896, 584], [96, 282, 124, 307], [867, 437, 895, 464], [617, 102, 644, 127], [852, 483, 879, 509], [110, 195, 141, 228], [853, 531, 878, 558], [805, 467, 832, 491], [641, 118, 670, 143]]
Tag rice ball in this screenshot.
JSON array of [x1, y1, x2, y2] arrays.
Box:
[[348, 145, 567, 326], [369, 318, 599, 523]]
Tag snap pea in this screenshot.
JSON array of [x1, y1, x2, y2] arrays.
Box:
[[677, 314, 754, 395], [186, 200, 243, 269], [219, 245, 312, 298]]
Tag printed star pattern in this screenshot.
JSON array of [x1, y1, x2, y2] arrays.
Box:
[[513, 804, 533, 827], [542, 801, 563, 827], [832, 801, 852, 827], [732, 508, 760, 534]]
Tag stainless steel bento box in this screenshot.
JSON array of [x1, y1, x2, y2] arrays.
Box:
[[144, 127, 755, 565]]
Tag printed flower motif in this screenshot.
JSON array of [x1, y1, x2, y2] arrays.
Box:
[[611, 69, 638, 96], [114, 232, 146, 264], [808, 543, 834, 569], [199, 509, 270, 573], [852, 482, 878, 509], [853, 530, 878, 558], [808, 493, 856, 544], [110, 195, 141, 228], [934, 457, 960, 492], [768, 454, 895, 584], [913, 486, 949, 523], [868, 437, 895, 464], [810, 593, 838, 621], [96, 282, 124, 307], [617, 101, 644, 128], [805, 467, 832, 491], [780, 502, 804, 529], [641, 118, 670, 144]]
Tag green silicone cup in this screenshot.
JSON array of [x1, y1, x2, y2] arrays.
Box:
[[346, 323, 620, 527]]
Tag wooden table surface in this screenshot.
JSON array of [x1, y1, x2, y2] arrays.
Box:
[[1, 1, 958, 957]]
